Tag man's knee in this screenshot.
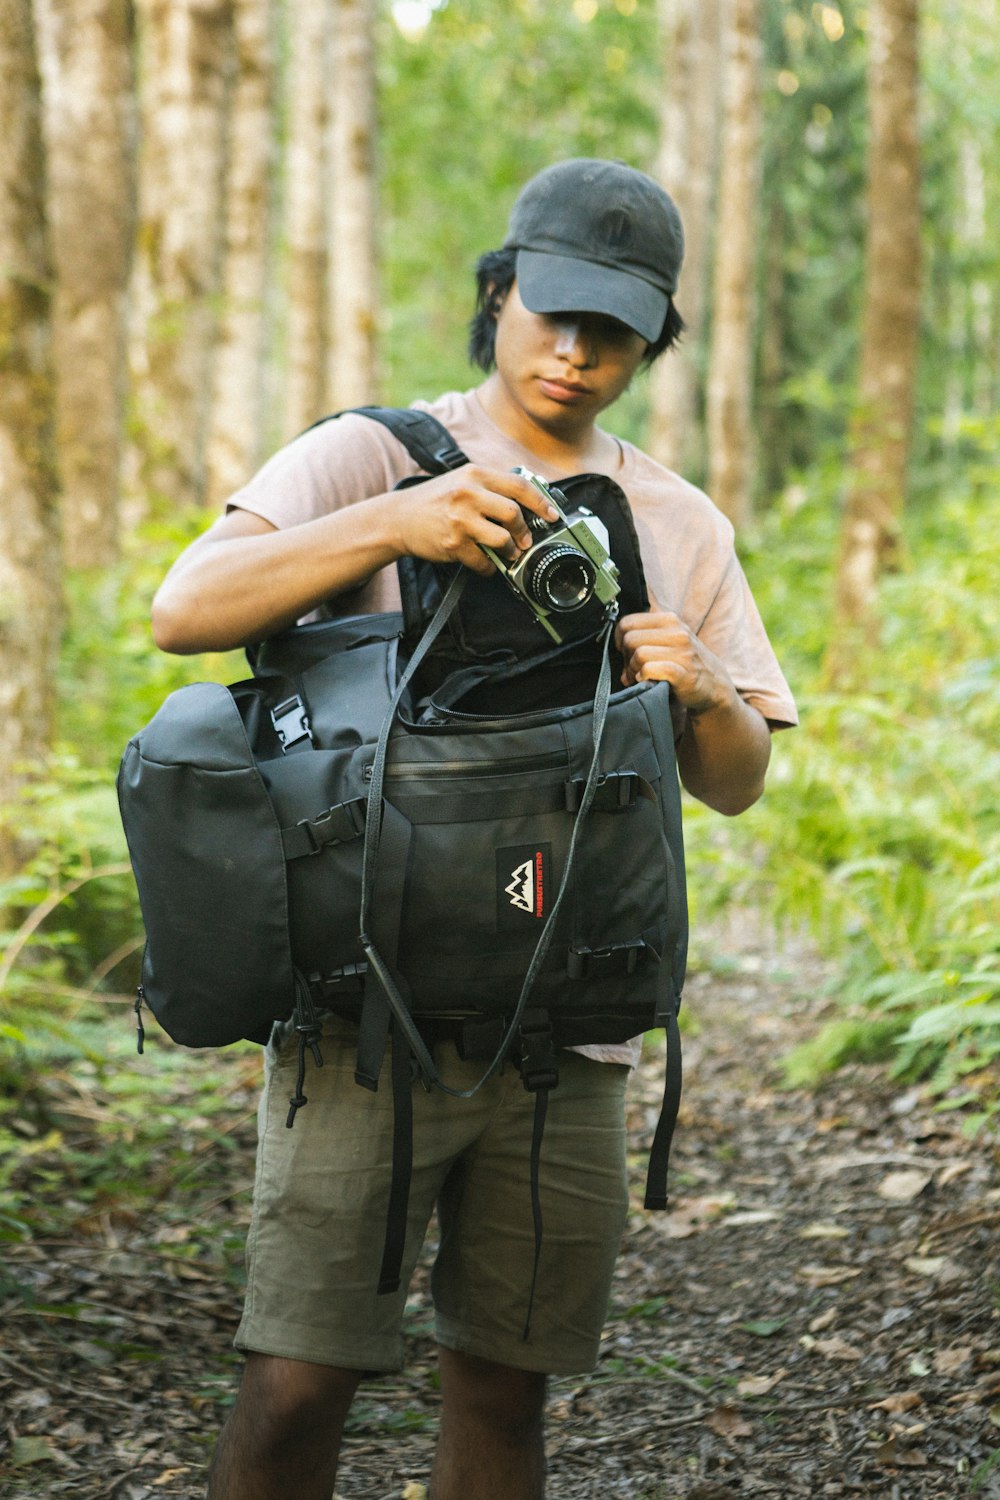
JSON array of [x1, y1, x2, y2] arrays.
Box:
[[235, 1352, 362, 1447], [437, 1347, 547, 1442]]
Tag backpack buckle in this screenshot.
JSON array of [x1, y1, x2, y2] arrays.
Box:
[[567, 939, 648, 980], [564, 770, 641, 813], [271, 695, 312, 752], [518, 1011, 559, 1092]]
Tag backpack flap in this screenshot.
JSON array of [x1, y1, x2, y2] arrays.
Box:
[[117, 681, 296, 1047]]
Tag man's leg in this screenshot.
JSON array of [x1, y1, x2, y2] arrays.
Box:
[[206, 1352, 362, 1500], [430, 1346, 548, 1500]]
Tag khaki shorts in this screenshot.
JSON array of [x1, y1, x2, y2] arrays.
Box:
[[235, 1015, 630, 1375]]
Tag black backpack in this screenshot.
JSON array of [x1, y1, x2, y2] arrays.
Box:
[[117, 408, 687, 1305]]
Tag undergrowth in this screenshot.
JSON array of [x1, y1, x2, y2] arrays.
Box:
[[684, 417, 1000, 1126]]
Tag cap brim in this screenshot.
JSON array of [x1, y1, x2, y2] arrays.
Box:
[[515, 249, 667, 344]]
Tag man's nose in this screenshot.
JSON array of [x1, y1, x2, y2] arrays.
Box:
[[553, 319, 597, 367]]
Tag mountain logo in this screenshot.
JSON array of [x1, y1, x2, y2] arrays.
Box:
[[496, 843, 551, 928]]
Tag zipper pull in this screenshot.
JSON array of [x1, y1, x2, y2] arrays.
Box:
[[134, 986, 146, 1055]]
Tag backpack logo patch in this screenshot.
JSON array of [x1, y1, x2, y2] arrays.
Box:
[[497, 843, 551, 929]]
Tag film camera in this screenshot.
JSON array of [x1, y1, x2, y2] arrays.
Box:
[[481, 467, 621, 644]]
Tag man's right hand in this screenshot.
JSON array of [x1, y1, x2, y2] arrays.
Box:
[[388, 465, 559, 575]]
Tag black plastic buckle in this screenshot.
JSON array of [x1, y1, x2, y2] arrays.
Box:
[[518, 1014, 559, 1092], [567, 939, 647, 981], [295, 798, 366, 855], [307, 963, 369, 1004], [564, 770, 640, 814], [271, 695, 312, 752]]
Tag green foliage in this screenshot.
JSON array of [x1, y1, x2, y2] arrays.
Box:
[[685, 419, 1000, 1115], [1, 519, 246, 1125]]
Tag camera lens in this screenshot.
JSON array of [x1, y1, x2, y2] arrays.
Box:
[[526, 545, 596, 612]]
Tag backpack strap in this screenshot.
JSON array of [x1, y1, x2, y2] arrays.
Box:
[[322, 405, 471, 475]]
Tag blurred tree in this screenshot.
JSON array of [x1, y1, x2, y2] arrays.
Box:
[[33, 0, 136, 568], [284, 0, 332, 437], [0, 0, 62, 871], [328, 0, 379, 408], [648, 0, 723, 480], [126, 0, 235, 513], [832, 0, 921, 659], [706, 0, 763, 527], [204, 0, 278, 506]]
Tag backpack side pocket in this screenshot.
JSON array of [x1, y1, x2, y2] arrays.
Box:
[[117, 682, 295, 1046]]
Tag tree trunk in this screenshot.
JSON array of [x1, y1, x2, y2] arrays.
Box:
[[204, 0, 277, 507], [34, 0, 136, 569], [327, 0, 379, 410], [832, 0, 921, 648], [0, 0, 62, 871], [648, 0, 723, 480], [126, 0, 235, 515], [705, 0, 762, 530], [283, 0, 332, 436]]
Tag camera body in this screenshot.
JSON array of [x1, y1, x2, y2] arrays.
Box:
[[482, 467, 621, 644]]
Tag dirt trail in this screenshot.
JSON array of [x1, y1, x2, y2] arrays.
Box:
[[2, 936, 998, 1499]]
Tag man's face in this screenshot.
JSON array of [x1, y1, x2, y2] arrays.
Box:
[[492, 282, 649, 433]]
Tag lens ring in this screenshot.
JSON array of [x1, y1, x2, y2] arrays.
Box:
[[526, 545, 596, 612]]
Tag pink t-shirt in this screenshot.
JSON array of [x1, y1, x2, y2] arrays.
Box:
[[229, 388, 798, 1063]]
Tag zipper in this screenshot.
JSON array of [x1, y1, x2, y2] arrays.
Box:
[[365, 750, 566, 781]]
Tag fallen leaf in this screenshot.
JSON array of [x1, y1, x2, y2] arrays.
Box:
[[904, 1256, 946, 1277], [874, 1436, 928, 1467], [938, 1162, 973, 1186], [724, 1210, 781, 1226], [797, 1264, 863, 1287], [739, 1318, 787, 1338], [812, 1335, 863, 1362], [934, 1346, 973, 1376], [736, 1369, 788, 1397], [153, 1470, 191, 1486], [809, 1307, 838, 1333], [402, 1484, 428, 1500], [660, 1194, 737, 1239], [798, 1221, 849, 1240], [870, 1391, 923, 1413], [10, 1437, 58, 1468], [879, 1169, 932, 1202], [705, 1404, 753, 1440]]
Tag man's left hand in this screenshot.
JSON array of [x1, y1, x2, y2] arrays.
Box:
[[614, 607, 735, 717]]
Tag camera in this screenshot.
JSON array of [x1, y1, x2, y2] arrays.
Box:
[[481, 468, 621, 644]]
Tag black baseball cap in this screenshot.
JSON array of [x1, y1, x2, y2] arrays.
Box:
[[503, 158, 684, 344]]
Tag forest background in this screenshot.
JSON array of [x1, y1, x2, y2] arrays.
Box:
[[0, 0, 998, 1248]]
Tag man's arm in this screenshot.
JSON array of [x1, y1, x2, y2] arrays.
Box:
[[151, 466, 560, 655], [614, 607, 772, 816]]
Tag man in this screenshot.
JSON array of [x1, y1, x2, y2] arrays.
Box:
[[152, 158, 796, 1500]]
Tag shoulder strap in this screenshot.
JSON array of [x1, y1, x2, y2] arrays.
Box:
[[338, 405, 470, 476]]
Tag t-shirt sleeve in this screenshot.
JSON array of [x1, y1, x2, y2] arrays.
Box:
[[697, 550, 798, 728], [225, 412, 414, 528]]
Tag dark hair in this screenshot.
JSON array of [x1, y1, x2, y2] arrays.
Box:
[[467, 247, 685, 372]]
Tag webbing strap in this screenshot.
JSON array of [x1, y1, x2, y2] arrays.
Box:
[[377, 1025, 416, 1295], [355, 801, 414, 1090], [521, 1086, 549, 1342], [643, 1004, 683, 1210]]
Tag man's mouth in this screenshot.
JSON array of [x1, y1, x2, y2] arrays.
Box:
[[538, 377, 591, 402]]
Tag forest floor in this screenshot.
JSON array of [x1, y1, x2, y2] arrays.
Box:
[[2, 926, 999, 1500]]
